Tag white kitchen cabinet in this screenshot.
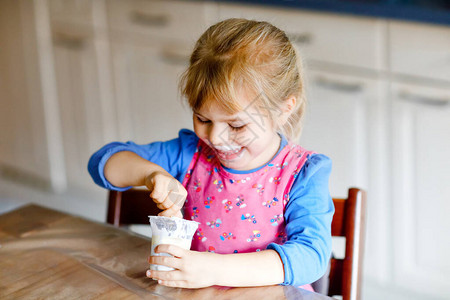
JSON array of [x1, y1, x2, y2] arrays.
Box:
[[107, 0, 211, 45], [391, 81, 450, 297], [389, 21, 450, 82], [109, 40, 193, 143], [300, 69, 390, 284], [300, 70, 376, 197], [106, 0, 215, 143], [218, 3, 387, 71], [0, 0, 66, 192], [51, 27, 112, 191], [48, 0, 117, 192], [48, 0, 94, 26]]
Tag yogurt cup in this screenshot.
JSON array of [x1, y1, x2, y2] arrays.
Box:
[[148, 216, 199, 271]]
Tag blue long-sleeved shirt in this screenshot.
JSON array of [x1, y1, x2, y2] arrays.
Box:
[[87, 129, 334, 286]]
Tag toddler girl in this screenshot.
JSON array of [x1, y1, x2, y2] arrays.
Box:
[[88, 18, 333, 290]]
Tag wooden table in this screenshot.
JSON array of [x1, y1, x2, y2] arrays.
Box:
[[0, 204, 332, 299]]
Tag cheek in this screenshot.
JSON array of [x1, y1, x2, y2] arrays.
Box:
[[240, 125, 272, 147], [228, 128, 254, 148], [193, 121, 206, 138], [193, 123, 201, 136], [252, 121, 276, 138]]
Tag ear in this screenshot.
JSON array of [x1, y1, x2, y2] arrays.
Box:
[[279, 95, 297, 126]]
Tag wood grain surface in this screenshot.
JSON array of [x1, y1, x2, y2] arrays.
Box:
[[0, 204, 331, 300]]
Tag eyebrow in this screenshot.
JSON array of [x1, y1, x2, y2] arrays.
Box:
[[194, 112, 247, 122]]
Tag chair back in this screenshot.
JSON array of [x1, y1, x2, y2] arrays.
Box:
[[107, 189, 161, 226], [329, 188, 366, 300]]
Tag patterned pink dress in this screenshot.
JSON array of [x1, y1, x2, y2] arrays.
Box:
[[182, 139, 315, 291]]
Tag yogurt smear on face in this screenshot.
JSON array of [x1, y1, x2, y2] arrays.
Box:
[[215, 147, 245, 161]]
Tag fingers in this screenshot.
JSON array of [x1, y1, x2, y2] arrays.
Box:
[[155, 193, 183, 217], [149, 184, 168, 207], [146, 245, 188, 285], [145, 246, 208, 289], [174, 210, 183, 218], [146, 270, 188, 288], [151, 186, 178, 213], [158, 191, 185, 210], [154, 197, 171, 210], [154, 244, 186, 258], [148, 255, 181, 270], [158, 204, 182, 218], [153, 185, 185, 217], [167, 191, 186, 208], [148, 173, 187, 215]]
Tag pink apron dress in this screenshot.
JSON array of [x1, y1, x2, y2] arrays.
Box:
[[182, 139, 315, 291]]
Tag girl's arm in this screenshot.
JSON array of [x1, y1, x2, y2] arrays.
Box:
[[87, 129, 199, 190], [104, 150, 165, 188], [148, 245, 284, 288], [213, 249, 284, 286], [105, 151, 186, 217], [87, 129, 199, 216], [104, 151, 187, 217]]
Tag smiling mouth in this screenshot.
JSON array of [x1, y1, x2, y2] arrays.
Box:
[[215, 147, 245, 161]]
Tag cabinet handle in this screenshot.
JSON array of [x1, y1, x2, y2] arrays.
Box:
[[314, 76, 363, 93], [130, 11, 170, 27], [287, 32, 312, 45], [53, 33, 85, 50], [398, 91, 449, 107]]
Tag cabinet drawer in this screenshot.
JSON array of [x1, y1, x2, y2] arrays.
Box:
[[389, 22, 450, 82], [48, 0, 94, 26], [219, 3, 386, 71], [107, 0, 208, 44]]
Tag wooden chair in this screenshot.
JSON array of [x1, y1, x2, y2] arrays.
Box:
[[107, 188, 161, 227], [328, 187, 367, 300], [107, 187, 366, 300]]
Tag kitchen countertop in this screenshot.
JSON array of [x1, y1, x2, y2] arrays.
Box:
[[213, 0, 450, 26]]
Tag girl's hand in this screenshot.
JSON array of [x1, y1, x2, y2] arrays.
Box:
[[145, 171, 187, 218], [146, 244, 218, 288]]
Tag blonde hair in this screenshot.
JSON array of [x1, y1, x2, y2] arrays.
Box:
[[179, 18, 306, 141]]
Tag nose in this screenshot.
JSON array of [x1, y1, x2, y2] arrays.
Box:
[[208, 123, 226, 146]]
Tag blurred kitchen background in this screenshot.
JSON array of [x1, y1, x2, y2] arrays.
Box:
[[1, 0, 449, 299]]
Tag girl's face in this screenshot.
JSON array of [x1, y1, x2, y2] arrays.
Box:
[[193, 90, 282, 171]]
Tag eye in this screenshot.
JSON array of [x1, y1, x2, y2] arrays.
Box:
[[229, 124, 246, 131], [196, 116, 210, 124]]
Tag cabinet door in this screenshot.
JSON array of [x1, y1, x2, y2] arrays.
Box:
[[300, 70, 389, 282], [110, 40, 193, 143], [52, 28, 114, 191], [0, 0, 65, 191], [389, 21, 450, 82], [391, 82, 450, 297], [300, 70, 382, 196]]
